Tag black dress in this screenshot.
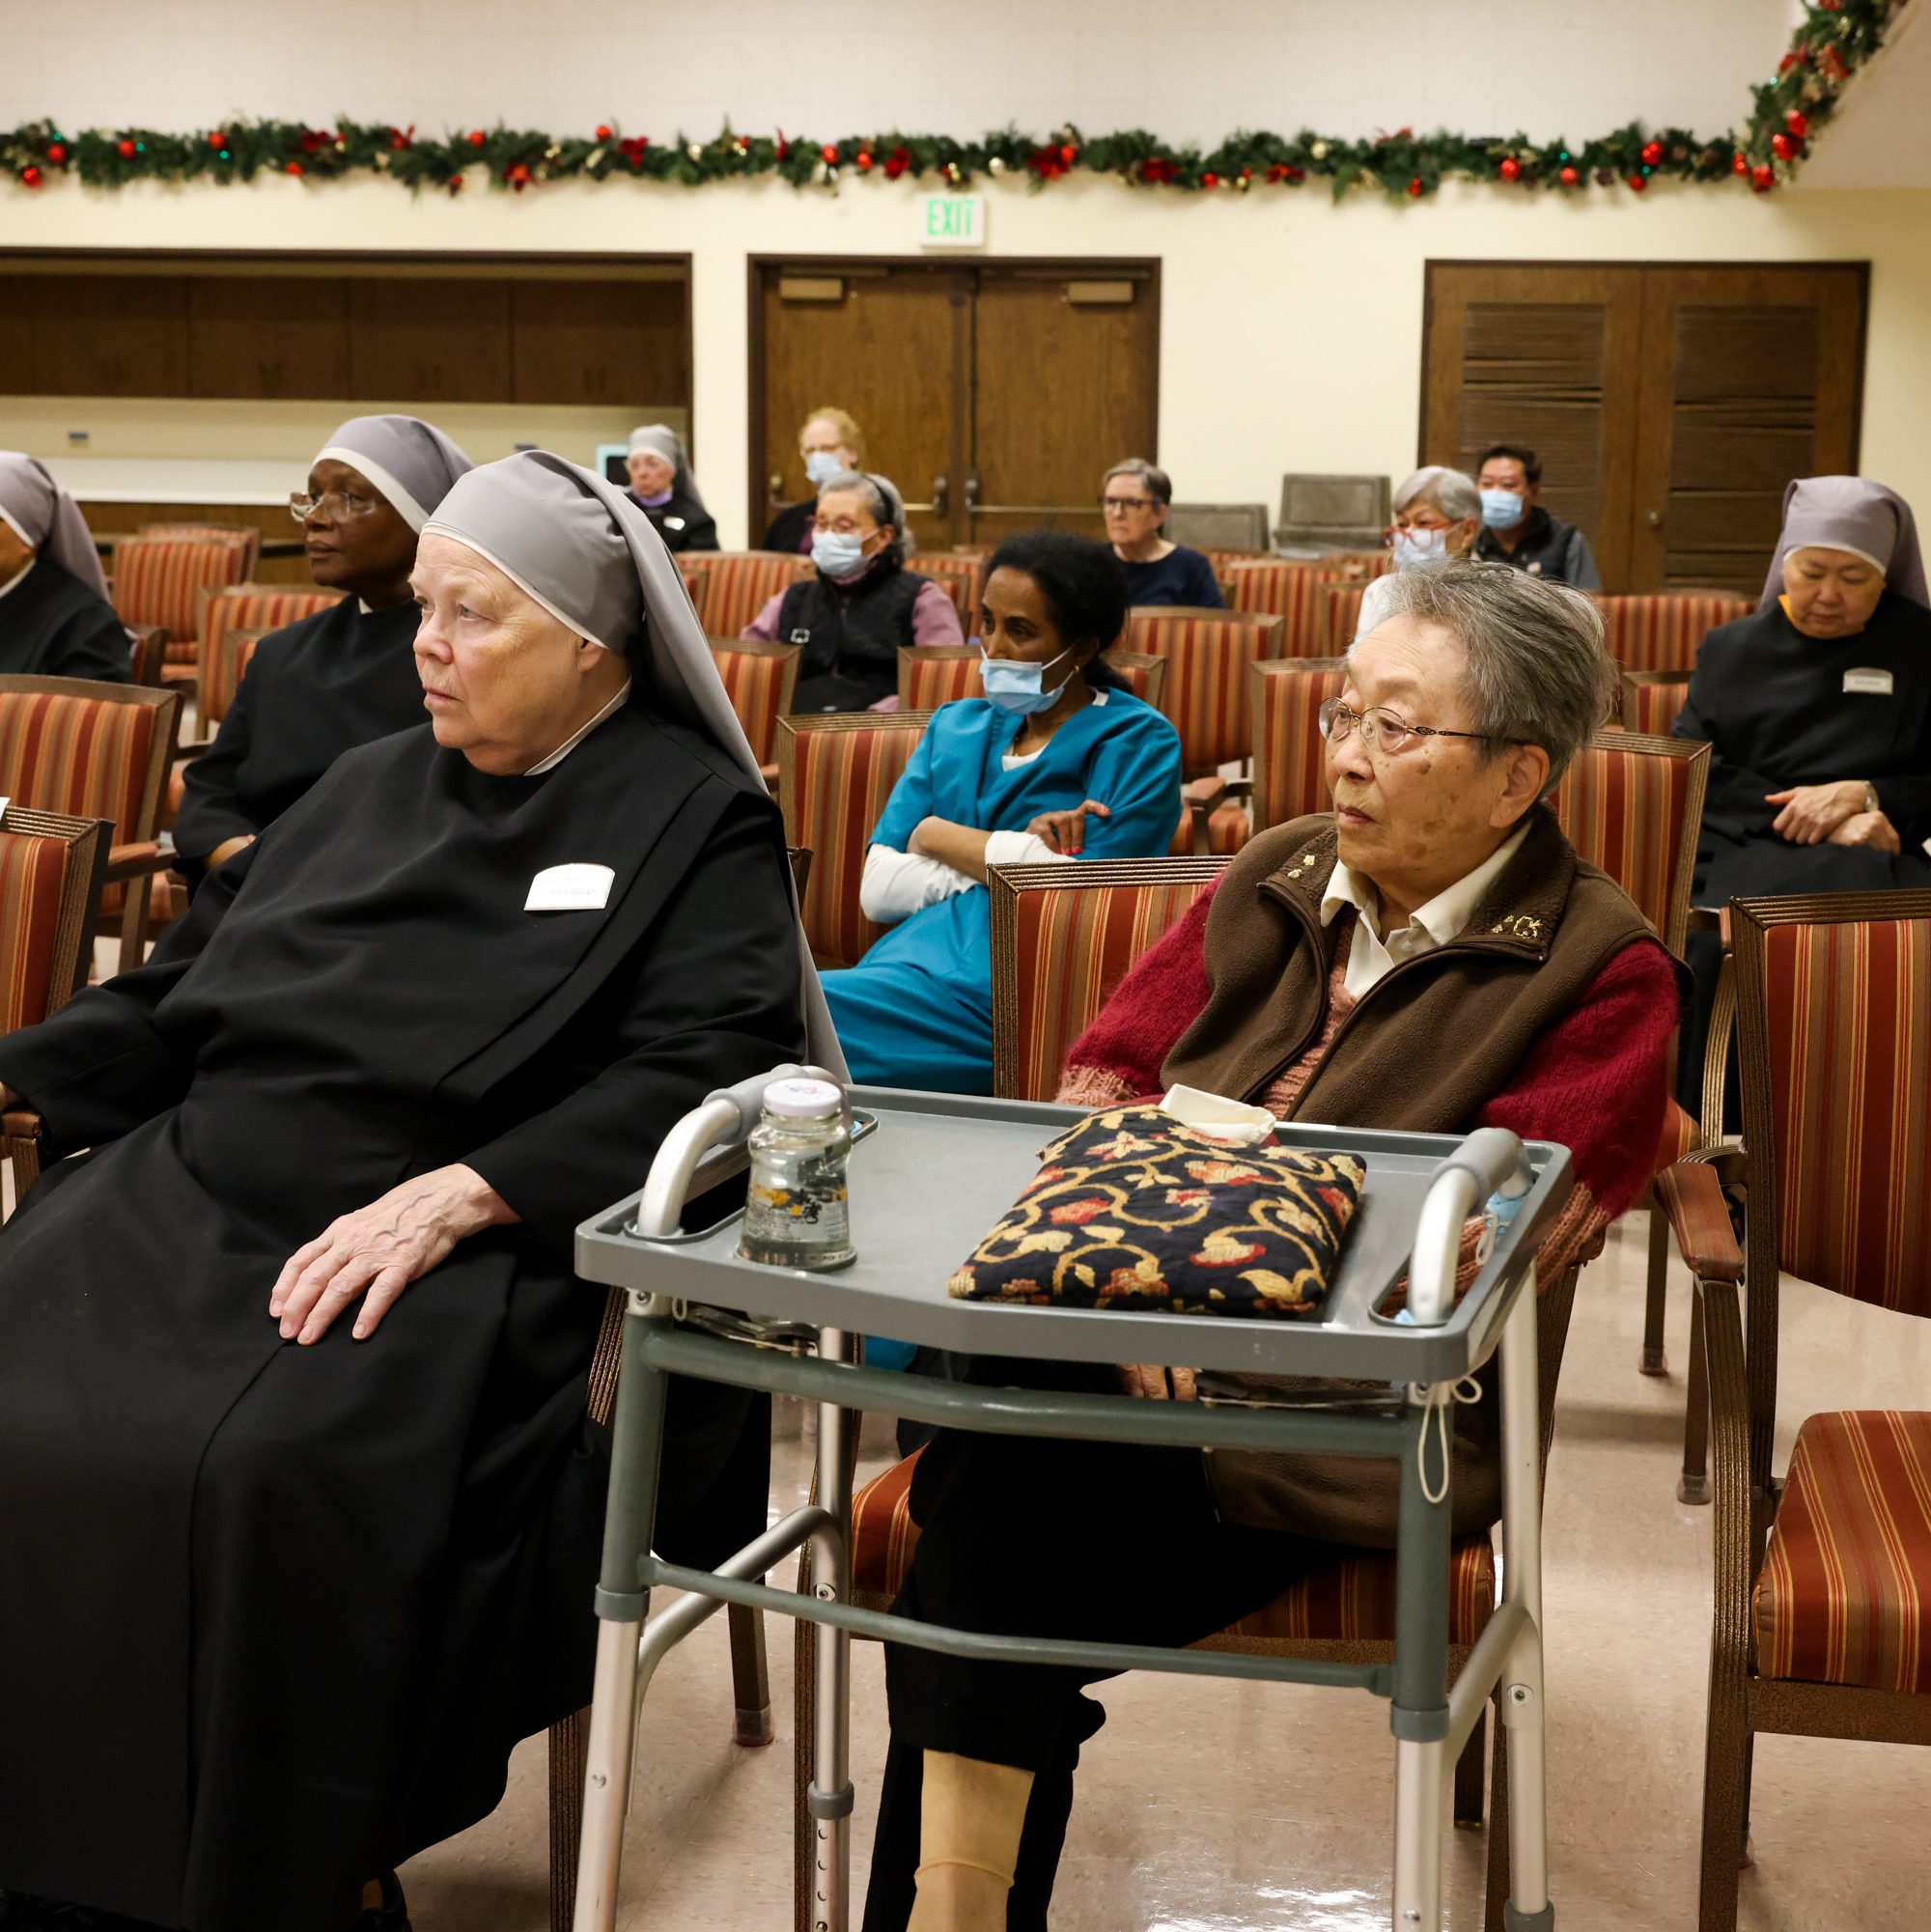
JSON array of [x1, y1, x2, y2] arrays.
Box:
[[173, 599, 426, 874], [761, 499, 815, 555], [0, 554, 131, 683], [0, 698, 805, 1930], [1115, 545, 1224, 608], [626, 487, 719, 555]]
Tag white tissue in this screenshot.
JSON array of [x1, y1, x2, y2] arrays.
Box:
[[1158, 1084, 1280, 1146]]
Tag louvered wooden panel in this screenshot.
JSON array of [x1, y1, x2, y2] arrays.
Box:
[[1671, 305, 1822, 401]]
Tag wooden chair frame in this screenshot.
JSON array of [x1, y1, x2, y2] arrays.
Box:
[[126, 624, 170, 688], [1244, 656, 1347, 835], [1653, 891, 1931, 1930], [1620, 670, 1695, 736], [894, 643, 980, 711], [0, 676, 182, 973], [711, 637, 802, 781]]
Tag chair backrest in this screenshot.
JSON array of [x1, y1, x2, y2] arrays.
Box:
[[137, 521, 263, 567], [0, 807, 109, 1029], [1220, 561, 1357, 657], [1621, 670, 1694, 739], [126, 624, 169, 687], [910, 554, 982, 625], [1249, 658, 1347, 832], [776, 712, 933, 968], [110, 533, 256, 640], [989, 857, 1229, 1100], [0, 677, 181, 848], [1319, 583, 1368, 652], [1730, 893, 1931, 1318], [1549, 730, 1709, 957], [710, 639, 802, 768], [897, 646, 982, 713], [679, 567, 713, 629], [685, 550, 816, 639], [1124, 606, 1286, 774], [198, 585, 347, 727], [1275, 473, 1390, 547], [1108, 652, 1168, 709], [1591, 592, 1755, 674], [1165, 503, 1270, 552]]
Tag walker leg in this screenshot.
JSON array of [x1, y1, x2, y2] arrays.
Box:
[[574, 1304, 672, 1932], [804, 1329, 855, 1932], [1392, 1735, 1447, 1929]]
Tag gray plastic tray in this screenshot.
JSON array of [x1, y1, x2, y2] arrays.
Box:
[[574, 1085, 1573, 1384]]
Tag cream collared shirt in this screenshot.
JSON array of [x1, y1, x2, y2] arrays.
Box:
[[1320, 824, 1530, 1001], [523, 678, 632, 776]]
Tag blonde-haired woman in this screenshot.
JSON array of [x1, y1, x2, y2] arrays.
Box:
[[764, 406, 866, 553]]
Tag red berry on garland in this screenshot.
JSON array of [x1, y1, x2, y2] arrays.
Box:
[[1407, 176, 1423, 197], [118, 138, 135, 158], [1640, 140, 1664, 168], [820, 143, 839, 164], [21, 166, 43, 187], [286, 160, 303, 177], [1627, 174, 1646, 193], [507, 162, 531, 189], [1498, 155, 1521, 182], [46, 143, 67, 164], [209, 130, 226, 150], [595, 125, 612, 142], [1820, 0, 1840, 10], [1059, 143, 1077, 166], [1732, 151, 1749, 175], [1751, 163, 1776, 192], [448, 174, 464, 194], [856, 150, 873, 170], [1771, 131, 1799, 160], [1201, 171, 1218, 187], [1785, 109, 1809, 139], [1558, 165, 1580, 186], [468, 129, 487, 148]]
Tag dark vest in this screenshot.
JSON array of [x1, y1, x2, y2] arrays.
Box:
[[780, 565, 929, 713]]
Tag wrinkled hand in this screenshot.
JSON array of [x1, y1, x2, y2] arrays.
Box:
[[1025, 799, 1111, 855], [1118, 1363, 1198, 1401], [1766, 780, 1867, 845], [1827, 809, 1901, 854], [268, 1163, 518, 1345]]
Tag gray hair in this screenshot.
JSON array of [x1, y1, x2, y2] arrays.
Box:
[[1102, 458, 1172, 508], [1393, 464, 1481, 524], [817, 467, 914, 563], [1353, 559, 1616, 794]]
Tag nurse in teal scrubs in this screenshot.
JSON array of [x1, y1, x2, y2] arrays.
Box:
[[822, 529, 1183, 1097]]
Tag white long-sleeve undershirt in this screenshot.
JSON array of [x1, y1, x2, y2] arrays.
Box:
[[858, 829, 1068, 925]]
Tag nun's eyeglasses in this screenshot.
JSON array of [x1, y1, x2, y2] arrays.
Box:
[[289, 489, 378, 523], [1318, 698, 1521, 758]]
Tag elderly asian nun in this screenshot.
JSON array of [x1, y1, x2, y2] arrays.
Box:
[[623, 422, 719, 554], [0, 451, 131, 683], [173, 414, 474, 884], [0, 452, 838, 1932]]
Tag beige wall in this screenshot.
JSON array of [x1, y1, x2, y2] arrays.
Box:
[[3, 174, 1927, 547]]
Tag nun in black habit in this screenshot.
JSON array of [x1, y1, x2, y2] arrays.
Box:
[[623, 422, 718, 555], [0, 452, 842, 1932], [0, 452, 131, 684], [1673, 474, 1931, 1102], [173, 414, 473, 884]]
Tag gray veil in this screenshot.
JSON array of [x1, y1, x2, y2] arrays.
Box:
[[1762, 475, 1927, 609], [0, 453, 113, 603], [315, 415, 474, 532], [627, 424, 709, 519]]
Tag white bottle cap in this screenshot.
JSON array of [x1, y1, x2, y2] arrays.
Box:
[[761, 1076, 844, 1119]]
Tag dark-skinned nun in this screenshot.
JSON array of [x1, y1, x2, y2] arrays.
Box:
[[0, 450, 132, 683], [0, 451, 841, 1932]]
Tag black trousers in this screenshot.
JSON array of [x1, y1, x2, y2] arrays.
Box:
[[860, 1359, 1323, 1932]]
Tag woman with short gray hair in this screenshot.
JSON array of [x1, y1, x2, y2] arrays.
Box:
[[1100, 456, 1225, 607], [1386, 463, 1483, 571]]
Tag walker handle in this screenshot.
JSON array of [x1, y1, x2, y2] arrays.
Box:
[[1406, 1129, 1530, 1328]]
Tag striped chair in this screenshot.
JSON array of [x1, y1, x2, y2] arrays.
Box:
[[197, 586, 346, 729], [911, 554, 983, 626], [1248, 658, 1349, 833], [775, 713, 932, 968], [1124, 606, 1285, 776], [896, 645, 981, 714], [1221, 561, 1373, 659], [0, 678, 182, 972], [1654, 892, 1931, 1928], [678, 566, 712, 630], [1319, 582, 1368, 653], [710, 639, 801, 782], [1592, 593, 1754, 674], [1622, 670, 1695, 739], [685, 551, 816, 640], [137, 521, 264, 561], [110, 534, 256, 670]]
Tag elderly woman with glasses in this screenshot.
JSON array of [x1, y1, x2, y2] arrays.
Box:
[[1099, 458, 1225, 607], [861, 560, 1681, 1932]]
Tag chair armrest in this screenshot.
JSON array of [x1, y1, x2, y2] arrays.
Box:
[[1653, 1157, 1743, 1282], [174, 736, 216, 763], [104, 840, 175, 883], [2, 1107, 42, 1141], [1687, 905, 1731, 946]]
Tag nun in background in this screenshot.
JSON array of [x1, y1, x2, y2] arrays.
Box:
[[624, 422, 719, 554], [0, 452, 131, 683], [0, 452, 837, 1932], [174, 414, 473, 885], [1673, 474, 1931, 1101]]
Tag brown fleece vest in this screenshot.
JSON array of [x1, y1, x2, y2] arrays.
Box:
[[1163, 805, 1659, 1544]]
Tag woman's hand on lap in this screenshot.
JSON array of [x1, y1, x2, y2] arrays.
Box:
[[1827, 808, 1901, 854], [1025, 799, 1110, 855], [1766, 780, 1867, 845], [268, 1163, 518, 1345]]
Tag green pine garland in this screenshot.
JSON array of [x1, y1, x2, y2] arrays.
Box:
[[0, 1, 1902, 200]]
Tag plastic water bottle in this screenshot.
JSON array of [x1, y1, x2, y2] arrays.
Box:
[[738, 1077, 856, 1271]]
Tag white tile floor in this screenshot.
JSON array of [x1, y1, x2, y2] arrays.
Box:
[[405, 1216, 1931, 1929]]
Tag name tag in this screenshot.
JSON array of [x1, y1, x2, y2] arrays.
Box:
[[525, 862, 614, 912], [663, 516, 686, 531], [1844, 667, 1894, 696]]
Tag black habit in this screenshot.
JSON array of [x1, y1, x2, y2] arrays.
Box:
[[625, 486, 719, 555], [172, 599, 425, 873], [0, 696, 805, 1930], [761, 498, 815, 555], [0, 553, 131, 684]]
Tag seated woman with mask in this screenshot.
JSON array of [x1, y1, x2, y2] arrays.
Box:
[[0, 452, 132, 683], [762, 406, 865, 555], [742, 469, 964, 711], [861, 562, 1678, 1932], [174, 413, 473, 885], [623, 422, 719, 555], [1385, 464, 1483, 572], [0, 452, 838, 1932], [822, 530, 1181, 1096]]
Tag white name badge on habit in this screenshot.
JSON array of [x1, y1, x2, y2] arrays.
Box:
[[525, 863, 614, 912], [1844, 667, 1894, 696]]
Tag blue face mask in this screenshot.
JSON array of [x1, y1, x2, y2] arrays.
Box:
[[811, 529, 870, 580], [1479, 487, 1526, 531], [803, 449, 843, 488], [979, 644, 1075, 715], [1391, 526, 1448, 571]]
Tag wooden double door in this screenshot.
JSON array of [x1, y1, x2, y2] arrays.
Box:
[[1422, 262, 1867, 593], [752, 259, 1160, 550]]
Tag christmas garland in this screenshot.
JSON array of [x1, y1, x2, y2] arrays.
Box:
[[0, 0, 1902, 201]]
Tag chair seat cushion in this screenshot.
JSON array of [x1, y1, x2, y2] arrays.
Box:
[[1654, 1099, 1699, 1174], [1754, 1410, 1931, 1694], [851, 1446, 1495, 1647]]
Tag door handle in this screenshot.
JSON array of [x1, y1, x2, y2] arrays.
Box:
[[932, 473, 949, 518], [1647, 510, 1663, 529], [965, 471, 982, 510], [768, 471, 785, 503]]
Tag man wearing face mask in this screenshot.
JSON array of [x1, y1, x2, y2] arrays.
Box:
[[742, 469, 964, 711], [761, 406, 867, 554], [1472, 443, 1601, 589]]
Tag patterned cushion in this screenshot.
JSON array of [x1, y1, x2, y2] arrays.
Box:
[[1623, 674, 1693, 739], [1206, 800, 1249, 854], [200, 587, 345, 726], [1757, 914, 1931, 1313], [1249, 659, 1346, 832], [711, 641, 801, 768], [913, 555, 982, 624], [1550, 736, 1699, 952], [0, 830, 74, 1035], [1222, 563, 1356, 658], [1320, 584, 1367, 652], [994, 862, 1226, 1100], [777, 714, 930, 969], [1125, 608, 1286, 774], [0, 690, 155, 839], [1754, 1410, 1931, 1693], [689, 550, 816, 639], [898, 648, 982, 713], [851, 1447, 1496, 1646], [111, 534, 254, 642], [1592, 594, 1755, 674]]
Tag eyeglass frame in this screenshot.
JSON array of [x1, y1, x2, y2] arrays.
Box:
[[1100, 493, 1159, 515], [288, 488, 382, 524], [1317, 696, 1525, 757]]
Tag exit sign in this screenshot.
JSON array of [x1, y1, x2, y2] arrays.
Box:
[[918, 193, 987, 249]]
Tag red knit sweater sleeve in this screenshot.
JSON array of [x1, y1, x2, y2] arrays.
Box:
[[1055, 881, 1221, 1107]]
